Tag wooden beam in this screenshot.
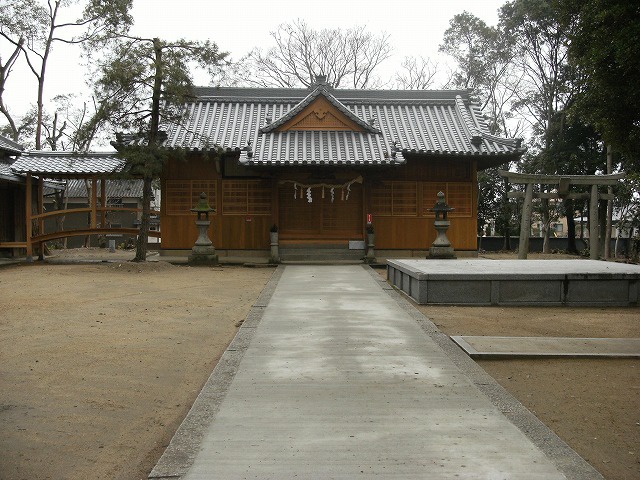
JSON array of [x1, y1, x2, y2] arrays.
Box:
[[498, 169, 625, 185], [0, 242, 28, 248], [518, 183, 533, 259], [508, 191, 613, 201]]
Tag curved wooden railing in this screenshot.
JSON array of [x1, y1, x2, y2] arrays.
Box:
[[4, 206, 162, 257], [31, 228, 160, 243]]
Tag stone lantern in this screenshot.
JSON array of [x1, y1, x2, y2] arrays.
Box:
[[429, 191, 456, 259], [188, 192, 218, 265]]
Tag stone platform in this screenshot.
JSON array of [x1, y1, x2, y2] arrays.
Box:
[[387, 259, 640, 306]]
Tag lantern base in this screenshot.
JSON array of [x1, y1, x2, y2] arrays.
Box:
[[188, 250, 219, 266], [429, 245, 456, 259]]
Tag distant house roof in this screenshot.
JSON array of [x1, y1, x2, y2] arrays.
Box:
[[63, 178, 144, 198], [0, 134, 24, 157], [161, 84, 525, 169], [10, 151, 125, 177]]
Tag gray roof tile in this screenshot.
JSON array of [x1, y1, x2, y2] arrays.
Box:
[[163, 87, 524, 168], [62, 178, 144, 198], [0, 134, 24, 155], [10, 152, 125, 176], [0, 162, 21, 182]]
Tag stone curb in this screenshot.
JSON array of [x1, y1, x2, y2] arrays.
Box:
[[148, 265, 284, 480]]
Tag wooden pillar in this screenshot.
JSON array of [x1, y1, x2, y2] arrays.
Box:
[[37, 179, 44, 260], [605, 145, 613, 258], [589, 184, 599, 260], [518, 182, 533, 259], [91, 177, 98, 229], [25, 173, 33, 261], [100, 178, 107, 228]]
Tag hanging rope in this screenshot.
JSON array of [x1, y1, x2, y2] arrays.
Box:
[[279, 176, 363, 203]]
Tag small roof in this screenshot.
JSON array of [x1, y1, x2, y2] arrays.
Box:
[[162, 84, 525, 169], [0, 162, 21, 182], [10, 151, 125, 178], [63, 178, 144, 198], [239, 130, 403, 166], [0, 134, 24, 156]]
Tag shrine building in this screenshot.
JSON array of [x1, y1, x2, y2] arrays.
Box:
[[157, 79, 525, 258]]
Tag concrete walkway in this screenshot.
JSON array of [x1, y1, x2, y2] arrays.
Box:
[[150, 265, 602, 480]]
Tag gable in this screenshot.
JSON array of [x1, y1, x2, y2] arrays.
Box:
[[277, 96, 367, 132]]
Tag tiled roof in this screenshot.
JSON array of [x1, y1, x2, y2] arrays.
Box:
[[0, 134, 24, 155], [0, 162, 21, 182], [239, 130, 403, 166], [63, 178, 144, 198], [10, 151, 125, 177], [163, 86, 525, 169]]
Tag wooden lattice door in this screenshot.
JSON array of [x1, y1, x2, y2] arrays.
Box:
[[278, 183, 363, 240]]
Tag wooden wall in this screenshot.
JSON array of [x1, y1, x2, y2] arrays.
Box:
[[161, 154, 478, 251], [161, 156, 274, 250], [364, 156, 478, 250]]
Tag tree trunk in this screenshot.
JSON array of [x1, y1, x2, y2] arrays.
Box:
[[133, 176, 152, 262], [133, 39, 163, 263]]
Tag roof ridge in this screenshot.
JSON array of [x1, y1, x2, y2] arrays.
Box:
[[0, 134, 25, 154], [24, 150, 119, 157]]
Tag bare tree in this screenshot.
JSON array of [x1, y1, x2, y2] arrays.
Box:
[[0, 0, 132, 149], [394, 56, 438, 90], [0, 38, 23, 140], [242, 20, 392, 89]]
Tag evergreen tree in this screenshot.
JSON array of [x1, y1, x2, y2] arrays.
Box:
[[89, 36, 227, 261]]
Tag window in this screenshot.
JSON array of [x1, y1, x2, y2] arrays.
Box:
[[165, 180, 217, 215], [370, 181, 418, 216], [222, 180, 271, 215], [421, 182, 472, 218]]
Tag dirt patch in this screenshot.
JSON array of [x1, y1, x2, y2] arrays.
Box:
[[0, 260, 273, 480], [378, 256, 639, 480]]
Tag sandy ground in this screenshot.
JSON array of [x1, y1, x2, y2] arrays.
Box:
[[419, 304, 640, 480], [1, 249, 638, 480], [0, 252, 273, 480]]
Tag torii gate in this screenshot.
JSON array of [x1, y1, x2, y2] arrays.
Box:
[[498, 170, 625, 260]]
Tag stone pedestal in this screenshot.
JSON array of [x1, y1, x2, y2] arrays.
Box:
[[188, 219, 218, 265], [364, 233, 376, 263], [429, 219, 456, 259], [269, 231, 280, 264]]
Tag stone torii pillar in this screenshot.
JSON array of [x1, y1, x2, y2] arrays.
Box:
[[498, 171, 625, 260]]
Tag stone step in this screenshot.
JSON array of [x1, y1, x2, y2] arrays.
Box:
[[279, 246, 365, 263]]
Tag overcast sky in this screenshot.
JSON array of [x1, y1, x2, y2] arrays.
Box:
[[3, 0, 506, 136]]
